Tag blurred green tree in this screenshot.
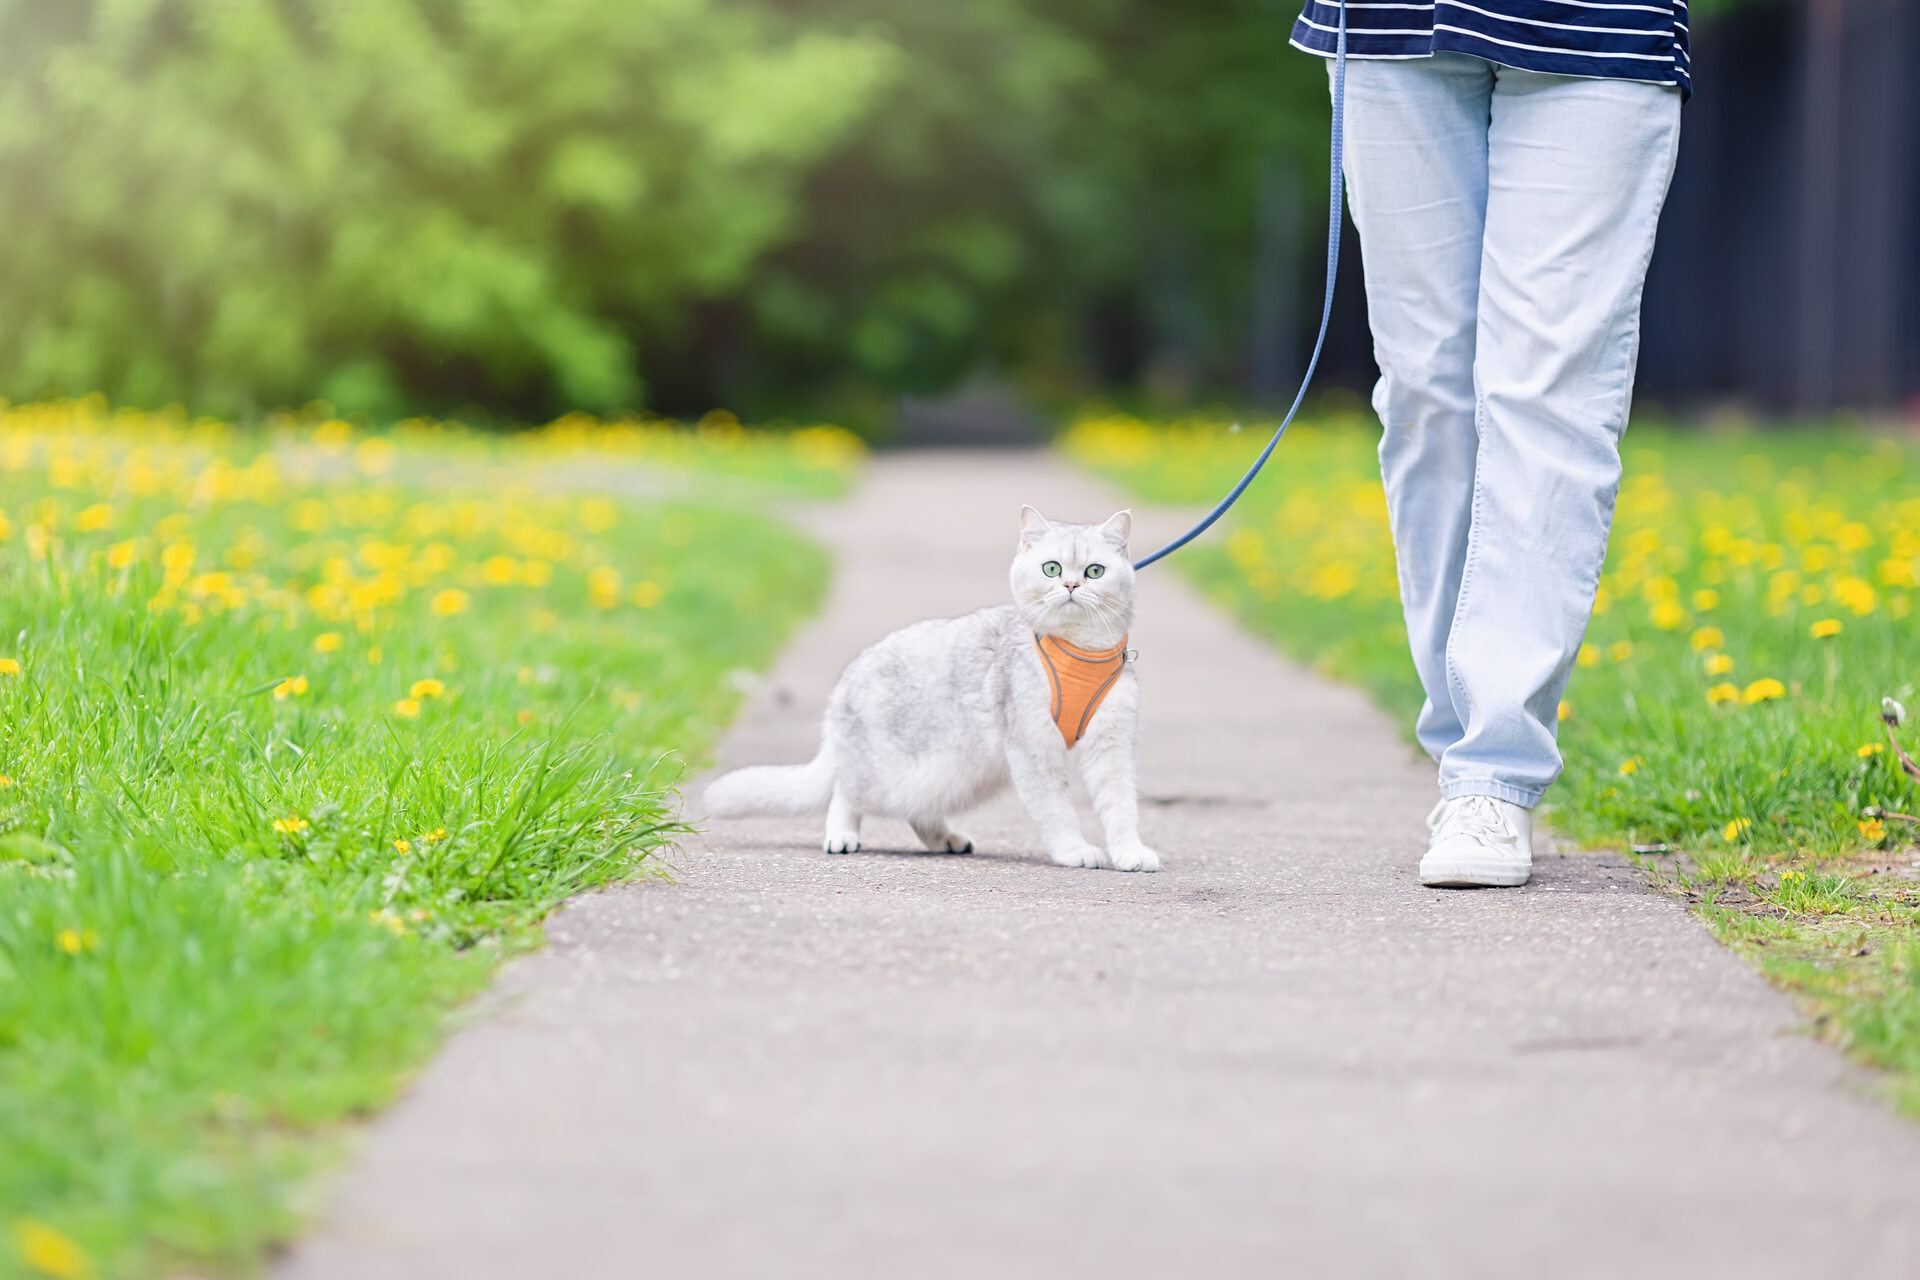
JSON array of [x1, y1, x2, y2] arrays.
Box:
[[0, 1, 1769, 423], [717, 0, 1331, 418], [0, 0, 893, 417]]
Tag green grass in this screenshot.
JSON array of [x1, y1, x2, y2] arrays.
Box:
[[1066, 406, 1920, 1114], [363, 405, 863, 499], [0, 402, 842, 1277]]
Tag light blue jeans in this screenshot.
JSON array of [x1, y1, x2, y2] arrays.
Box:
[[1335, 53, 1682, 807]]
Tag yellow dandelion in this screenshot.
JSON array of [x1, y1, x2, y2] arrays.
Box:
[[13, 1219, 92, 1279], [588, 567, 622, 610], [1859, 817, 1887, 842], [0, 775, 14, 789], [1689, 626, 1724, 652], [1576, 643, 1599, 668], [482, 555, 519, 585], [1809, 617, 1842, 639], [409, 678, 446, 699], [1651, 601, 1686, 630], [313, 631, 344, 653], [271, 816, 309, 835], [1691, 589, 1719, 611], [516, 709, 535, 724], [367, 645, 383, 665], [0, 658, 20, 676], [391, 698, 421, 718], [273, 675, 309, 700], [393, 838, 412, 854], [429, 588, 470, 616], [107, 539, 138, 569], [1707, 682, 1740, 705], [1722, 817, 1752, 842], [1619, 758, 1640, 776], [1779, 869, 1806, 885], [1704, 653, 1735, 675], [368, 909, 407, 936], [57, 929, 83, 955], [1858, 743, 1884, 758], [1742, 677, 1786, 705], [1607, 640, 1634, 663], [425, 827, 449, 844], [1835, 576, 1876, 615], [355, 438, 395, 476], [1557, 700, 1572, 722]]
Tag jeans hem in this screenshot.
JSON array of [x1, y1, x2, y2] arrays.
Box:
[[1439, 778, 1543, 808]]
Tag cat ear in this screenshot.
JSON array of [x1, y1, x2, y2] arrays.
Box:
[[1098, 509, 1132, 551], [1019, 505, 1051, 547]]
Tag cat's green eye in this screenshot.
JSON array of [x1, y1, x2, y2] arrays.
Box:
[[1084, 564, 1105, 579], [1042, 561, 1063, 578]]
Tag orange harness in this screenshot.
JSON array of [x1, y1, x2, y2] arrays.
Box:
[[1032, 631, 1129, 748]]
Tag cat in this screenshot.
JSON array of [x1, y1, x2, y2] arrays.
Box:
[[703, 505, 1160, 872]]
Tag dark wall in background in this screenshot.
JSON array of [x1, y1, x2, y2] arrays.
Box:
[[1639, 0, 1919, 415], [1304, 0, 1920, 420]]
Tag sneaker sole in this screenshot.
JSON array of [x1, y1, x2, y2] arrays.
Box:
[[1419, 861, 1531, 888]]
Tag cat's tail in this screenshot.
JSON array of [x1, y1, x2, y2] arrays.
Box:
[[702, 745, 836, 817]]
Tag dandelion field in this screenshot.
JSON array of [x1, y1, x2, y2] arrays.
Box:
[[0, 401, 848, 1278], [1066, 409, 1920, 1113]]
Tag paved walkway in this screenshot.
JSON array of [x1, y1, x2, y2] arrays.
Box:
[[282, 452, 1920, 1279]]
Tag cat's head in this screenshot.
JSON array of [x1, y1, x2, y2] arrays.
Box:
[[1010, 506, 1135, 639]]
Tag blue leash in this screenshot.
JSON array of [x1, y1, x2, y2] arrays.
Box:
[[1132, 1, 1349, 571]]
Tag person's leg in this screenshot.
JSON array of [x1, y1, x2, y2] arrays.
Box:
[[1440, 70, 1683, 805], [1335, 53, 1494, 767]]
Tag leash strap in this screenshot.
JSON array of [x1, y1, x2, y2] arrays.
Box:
[[1132, 0, 1350, 571]]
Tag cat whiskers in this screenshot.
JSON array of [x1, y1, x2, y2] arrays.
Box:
[[1068, 590, 1130, 640]]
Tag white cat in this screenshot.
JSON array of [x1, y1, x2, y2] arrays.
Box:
[[703, 506, 1159, 872]]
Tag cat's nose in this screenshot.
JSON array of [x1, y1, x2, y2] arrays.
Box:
[[1064, 581, 1080, 592]]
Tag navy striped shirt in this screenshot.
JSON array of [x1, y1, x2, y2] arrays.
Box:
[[1291, 0, 1691, 99]]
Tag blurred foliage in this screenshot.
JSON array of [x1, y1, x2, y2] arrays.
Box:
[[0, 0, 1764, 423], [723, 0, 1330, 415], [0, 0, 893, 419]]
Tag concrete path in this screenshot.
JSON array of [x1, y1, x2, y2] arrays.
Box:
[[282, 452, 1920, 1279]]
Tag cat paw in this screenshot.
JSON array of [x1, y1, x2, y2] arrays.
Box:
[[824, 834, 860, 854], [1051, 843, 1108, 869], [1109, 843, 1161, 873], [913, 823, 975, 854]]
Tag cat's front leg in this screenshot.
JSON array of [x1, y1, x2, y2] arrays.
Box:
[[1076, 685, 1159, 873], [1004, 736, 1106, 869]]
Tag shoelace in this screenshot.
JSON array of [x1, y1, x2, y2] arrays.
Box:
[[1430, 795, 1519, 847]]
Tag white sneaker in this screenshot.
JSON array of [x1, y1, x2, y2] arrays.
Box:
[[1420, 795, 1533, 887]]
